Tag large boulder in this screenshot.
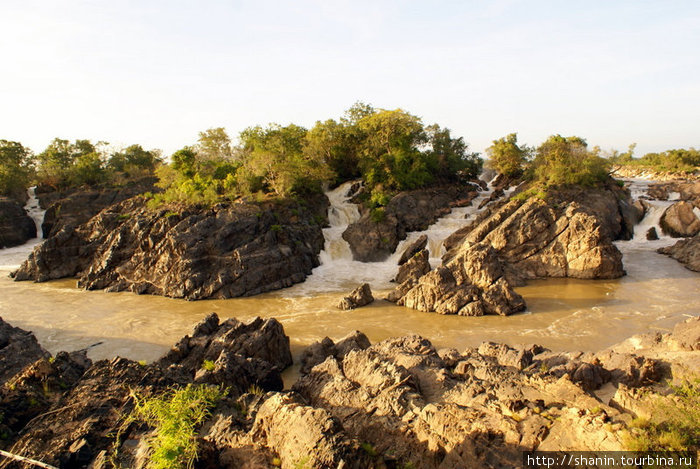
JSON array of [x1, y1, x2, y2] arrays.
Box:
[[0, 197, 36, 248], [658, 234, 700, 272], [342, 184, 480, 262], [659, 201, 700, 237], [12, 194, 328, 300]]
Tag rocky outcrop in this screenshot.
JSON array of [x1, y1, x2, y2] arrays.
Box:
[[398, 234, 428, 265], [0, 197, 35, 248], [343, 184, 480, 262], [12, 194, 328, 300], [389, 186, 627, 316], [0, 317, 47, 385], [647, 180, 700, 206], [646, 227, 659, 240], [337, 283, 374, 310], [0, 315, 698, 468], [660, 201, 700, 237], [37, 178, 157, 238], [658, 234, 700, 272]]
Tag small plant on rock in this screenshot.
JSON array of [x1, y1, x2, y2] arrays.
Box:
[[124, 384, 226, 469]]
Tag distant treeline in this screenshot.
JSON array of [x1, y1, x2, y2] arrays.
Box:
[[1, 104, 697, 206]]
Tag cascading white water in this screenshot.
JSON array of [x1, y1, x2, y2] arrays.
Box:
[[283, 176, 508, 296], [318, 181, 362, 264], [0, 186, 46, 270], [616, 179, 679, 251]]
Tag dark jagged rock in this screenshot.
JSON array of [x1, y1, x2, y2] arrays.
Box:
[[299, 331, 371, 374], [0, 317, 47, 385], [13, 193, 328, 300], [1, 316, 698, 467], [398, 234, 428, 265], [38, 178, 157, 238], [342, 184, 480, 262], [390, 184, 627, 316], [660, 201, 700, 237], [658, 234, 700, 271], [0, 197, 35, 248], [158, 313, 293, 381], [646, 227, 659, 240], [337, 283, 374, 310]]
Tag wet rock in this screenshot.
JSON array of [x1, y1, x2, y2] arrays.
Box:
[[658, 234, 700, 271], [646, 227, 659, 240], [299, 331, 371, 374], [0, 197, 36, 248], [343, 184, 479, 262], [660, 201, 700, 237], [0, 317, 48, 385], [13, 193, 328, 300], [398, 234, 428, 265], [338, 283, 374, 310]]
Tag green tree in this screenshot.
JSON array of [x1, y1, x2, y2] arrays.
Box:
[[170, 147, 197, 178], [0, 140, 34, 199], [36, 138, 105, 188], [425, 124, 482, 180], [530, 135, 610, 188], [239, 123, 331, 196], [108, 144, 162, 175], [197, 127, 235, 162], [486, 133, 528, 177]]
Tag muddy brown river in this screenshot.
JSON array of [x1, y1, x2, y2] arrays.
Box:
[[0, 180, 698, 378]]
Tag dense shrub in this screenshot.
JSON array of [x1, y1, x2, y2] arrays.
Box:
[[0, 140, 34, 199]]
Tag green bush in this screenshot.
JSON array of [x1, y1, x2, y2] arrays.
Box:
[[623, 377, 700, 451], [126, 384, 226, 469]]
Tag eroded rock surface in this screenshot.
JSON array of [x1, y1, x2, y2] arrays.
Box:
[[660, 201, 700, 237], [343, 184, 480, 262], [658, 234, 700, 272], [389, 184, 628, 316], [337, 283, 374, 310], [12, 194, 327, 300], [0, 316, 698, 468], [0, 197, 35, 248]]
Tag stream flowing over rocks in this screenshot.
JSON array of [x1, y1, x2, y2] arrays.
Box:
[[0, 315, 697, 468]]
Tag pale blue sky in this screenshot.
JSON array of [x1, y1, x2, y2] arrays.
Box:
[[1, 0, 698, 157]]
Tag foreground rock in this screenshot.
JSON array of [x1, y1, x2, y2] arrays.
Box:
[[337, 283, 374, 310], [343, 183, 480, 262], [658, 234, 700, 272], [12, 194, 327, 300], [0, 317, 47, 384], [0, 316, 698, 468], [0, 198, 35, 248], [659, 201, 700, 237]]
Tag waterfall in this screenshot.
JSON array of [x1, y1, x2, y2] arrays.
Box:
[[617, 179, 678, 250], [26, 186, 45, 238], [283, 176, 509, 296], [0, 186, 46, 270]]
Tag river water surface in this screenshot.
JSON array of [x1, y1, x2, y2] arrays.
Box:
[[0, 181, 698, 368]]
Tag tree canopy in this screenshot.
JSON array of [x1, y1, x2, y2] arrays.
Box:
[[0, 140, 33, 199]]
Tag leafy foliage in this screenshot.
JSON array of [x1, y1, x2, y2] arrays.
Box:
[[486, 133, 530, 177], [623, 377, 700, 451], [0, 140, 34, 198], [128, 384, 226, 469], [614, 147, 700, 173], [528, 135, 610, 188]]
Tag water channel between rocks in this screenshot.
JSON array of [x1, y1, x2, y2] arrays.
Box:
[[0, 180, 698, 376]]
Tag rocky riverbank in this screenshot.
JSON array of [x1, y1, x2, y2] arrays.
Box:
[[0, 314, 697, 468], [12, 193, 328, 300]]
